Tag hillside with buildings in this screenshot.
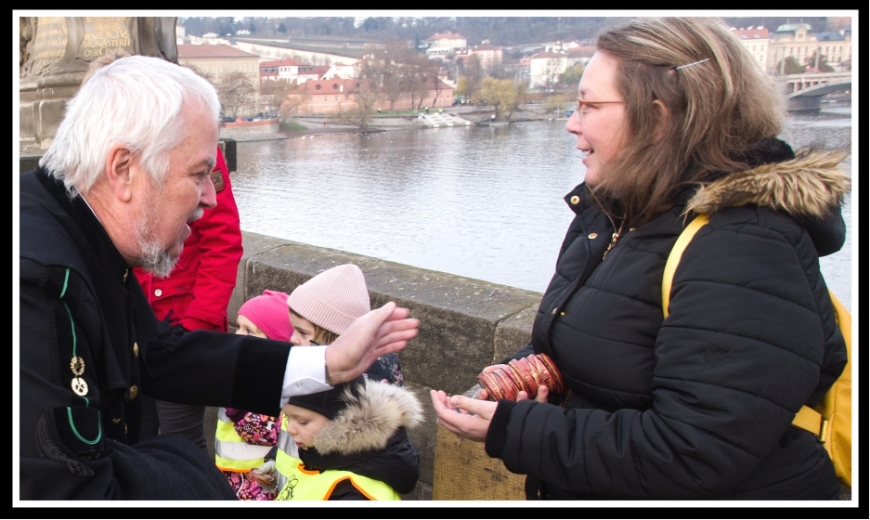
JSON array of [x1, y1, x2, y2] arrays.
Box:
[[175, 16, 851, 124]]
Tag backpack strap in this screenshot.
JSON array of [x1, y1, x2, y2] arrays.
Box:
[[662, 214, 709, 318], [793, 406, 828, 440], [662, 213, 848, 464]]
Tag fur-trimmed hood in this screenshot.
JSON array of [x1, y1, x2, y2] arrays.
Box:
[[686, 148, 851, 219], [297, 379, 423, 494], [312, 378, 423, 456]]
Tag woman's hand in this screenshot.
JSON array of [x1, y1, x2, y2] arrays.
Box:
[[518, 384, 549, 403], [474, 364, 507, 400], [476, 364, 550, 403], [431, 390, 498, 442]]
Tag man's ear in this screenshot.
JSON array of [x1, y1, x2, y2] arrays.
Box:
[[105, 144, 136, 202]]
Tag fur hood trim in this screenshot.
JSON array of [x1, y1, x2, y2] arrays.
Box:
[[685, 148, 851, 219], [312, 379, 423, 456]]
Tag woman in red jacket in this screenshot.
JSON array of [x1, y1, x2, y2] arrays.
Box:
[[135, 145, 244, 452]]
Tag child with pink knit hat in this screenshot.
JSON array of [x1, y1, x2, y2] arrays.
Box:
[[287, 264, 403, 385], [215, 290, 293, 500]]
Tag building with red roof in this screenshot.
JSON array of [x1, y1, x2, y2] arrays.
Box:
[[178, 43, 261, 115]]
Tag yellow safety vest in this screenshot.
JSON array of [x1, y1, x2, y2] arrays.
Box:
[[214, 407, 274, 473], [275, 455, 399, 501], [274, 413, 298, 492]]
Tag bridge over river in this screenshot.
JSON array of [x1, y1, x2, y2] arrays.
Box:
[[780, 72, 851, 113]]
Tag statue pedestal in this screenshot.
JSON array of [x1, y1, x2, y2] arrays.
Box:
[[21, 73, 87, 152], [19, 16, 177, 152]]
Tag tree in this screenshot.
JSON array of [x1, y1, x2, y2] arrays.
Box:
[[455, 77, 469, 102], [335, 77, 381, 131], [362, 17, 383, 33], [379, 61, 405, 113], [217, 72, 257, 119], [559, 62, 584, 88], [261, 80, 309, 120], [488, 63, 510, 80], [480, 77, 527, 121], [461, 54, 484, 103], [218, 23, 234, 37], [277, 22, 287, 33], [181, 17, 205, 37], [503, 80, 527, 120], [402, 53, 432, 111], [279, 87, 311, 120], [421, 60, 445, 109], [805, 51, 835, 73], [368, 40, 413, 113], [776, 56, 805, 75]]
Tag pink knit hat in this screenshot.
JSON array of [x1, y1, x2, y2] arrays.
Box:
[[286, 264, 371, 336], [238, 290, 294, 341]]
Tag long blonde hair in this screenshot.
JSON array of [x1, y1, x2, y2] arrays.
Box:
[[591, 17, 784, 226]]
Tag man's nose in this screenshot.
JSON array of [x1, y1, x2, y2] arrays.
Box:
[[201, 172, 217, 209]]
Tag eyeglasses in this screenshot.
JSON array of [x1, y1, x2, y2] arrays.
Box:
[[575, 99, 624, 118]]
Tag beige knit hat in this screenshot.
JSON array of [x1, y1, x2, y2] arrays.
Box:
[[286, 264, 371, 336]]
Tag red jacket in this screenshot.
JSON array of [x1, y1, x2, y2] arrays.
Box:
[[134, 146, 243, 332]]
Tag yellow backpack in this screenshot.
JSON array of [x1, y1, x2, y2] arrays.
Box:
[[662, 214, 852, 488]]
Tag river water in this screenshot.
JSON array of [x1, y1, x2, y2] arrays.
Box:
[[231, 108, 853, 310]]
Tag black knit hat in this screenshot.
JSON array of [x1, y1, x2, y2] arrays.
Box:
[[286, 375, 366, 420]]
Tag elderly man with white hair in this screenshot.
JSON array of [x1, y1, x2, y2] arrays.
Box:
[[19, 55, 418, 500]]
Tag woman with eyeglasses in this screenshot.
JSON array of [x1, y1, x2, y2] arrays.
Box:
[[432, 17, 849, 500]]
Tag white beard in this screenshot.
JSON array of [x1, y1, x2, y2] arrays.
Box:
[[135, 183, 205, 278], [136, 212, 178, 278]]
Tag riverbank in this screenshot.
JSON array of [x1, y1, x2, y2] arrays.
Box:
[[222, 125, 365, 143], [220, 107, 562, 142]]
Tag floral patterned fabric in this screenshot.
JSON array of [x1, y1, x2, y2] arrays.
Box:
[[222, 470, 277, 501], [228, 409, 279, 446], [221, 409, 279, 500]]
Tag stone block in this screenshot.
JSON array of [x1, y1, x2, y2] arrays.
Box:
[[229, 232, 292, 327], [404, 381, 437, 486], [493, 302, 538, 364], [35, 98, 68, 148], [242, 236, 541, 395]]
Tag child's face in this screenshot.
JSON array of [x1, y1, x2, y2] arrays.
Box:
[[289, 312, 320, 346], [281, 403, 330, 450], [235, 315, 268, 339]]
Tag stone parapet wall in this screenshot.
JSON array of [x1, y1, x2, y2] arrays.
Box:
[[214, 231, 543, 500]]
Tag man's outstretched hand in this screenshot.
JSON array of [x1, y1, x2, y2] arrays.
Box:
[[324, 302, 419, 385]]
